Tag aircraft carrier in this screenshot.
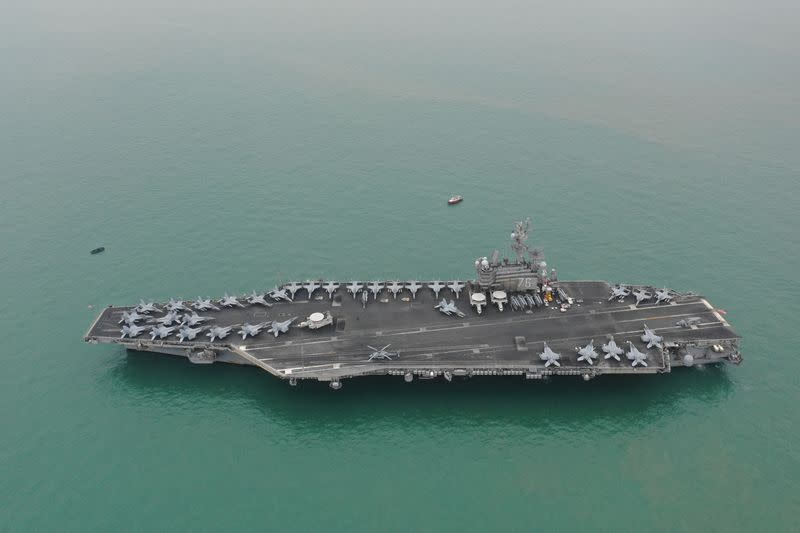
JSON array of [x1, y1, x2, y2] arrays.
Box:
[[84, 219, 742, 389]]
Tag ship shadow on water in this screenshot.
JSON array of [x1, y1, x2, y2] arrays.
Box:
[[110, 347, 735, 433]]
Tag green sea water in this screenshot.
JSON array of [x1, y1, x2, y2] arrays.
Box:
[[2, 1, 799, 531]]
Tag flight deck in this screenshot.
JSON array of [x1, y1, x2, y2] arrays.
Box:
[[85, 279, 741, 388]]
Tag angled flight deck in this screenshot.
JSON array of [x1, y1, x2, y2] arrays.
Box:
[[85, 219, 742, 389]]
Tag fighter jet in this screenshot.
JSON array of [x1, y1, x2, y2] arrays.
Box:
[[120, 324, 147, 338], [387, 281, 402, 299], [284, 282, 303, 300], [626, 341, 648, 367], [576, 340, 599, 365], [192, 297, 219, 311], [323, 281, 339, 299], [405, 280, 422, 299], [218, 294, 245, 308], [268, 287, 292, 302], [608, 285, 631, 301], [428, 280, 446, 298], [150, 325, 175, 340], [303, 280, 320, 299], [368, 281, 384, 299], [434, 298, 465, 317], [181, 312, 212, 327], [602, 336, 624, 361], [676, 317, 702, 328], [267, 317, 296, 337], [118, 310, 145, 325], [135, 300, 160, 314], [151, 310, 181, 327], [366, 344, 398, 361], [539, 342, 561, 367], [206, 325, 234, 342], [166, 298, 188, 312], [641, 325, 663, 349], [346, 281, 363, 299], [654, 288, 674, 304], [632, 288, 652, 306], [245, 291, 273, 307], [177, 325, 204, 343], [239, 322, 268, 340], [447, 280, 465, 297]]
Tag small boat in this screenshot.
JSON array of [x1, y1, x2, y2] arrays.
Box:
[[90, 247, 105, 255], [447, 195, 463, 205]]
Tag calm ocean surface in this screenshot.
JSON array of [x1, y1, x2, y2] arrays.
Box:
[[2, 1, 799, 530]]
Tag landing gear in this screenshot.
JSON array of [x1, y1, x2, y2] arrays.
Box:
[[329, 380, 342, 390], [289, 377, 298, 387]]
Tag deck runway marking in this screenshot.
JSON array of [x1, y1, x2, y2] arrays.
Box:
[[618, 311, 713, 324]]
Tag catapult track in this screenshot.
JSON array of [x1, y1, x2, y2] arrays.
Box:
[[85, 280, 742, 389]]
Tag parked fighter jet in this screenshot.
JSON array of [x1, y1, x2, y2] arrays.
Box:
[[405, 281, 422, 299], [206, 325, 234, 342], [387, 281, 402, 299], [447, 280, 465, 297], [192, 297, 219, 311], [119, 310, 145, 325], [626, 341, 648, 367], [245, 291, 273, 307], [120, 324, 146, 338], [346, 281, 363, 299], [632, 288, 652, 306], [177, 325, 204, 343], [367, 344, 398, 361], [135, 300, 160, 314], [267, 317, 296, 337], [368, 281, 384, 299], [239, 322, 268, 340], [303, 280, 320, 299], [268, 287, 292, 302], [284, 282, 303, 299], [539, 342, 561, 367], [219, 294, 245, 308], [608, 285, 630, 301], [428, 280, 446, 298], [323, 281, 339, 299], [576, 340, 599, 365], [676, 317, 702, 328], [602, 336, 624, 361], [151, 310, 181, 327], [641, 325, 663, 349], [181, 312, 212, 327], [150, 325, 175, 340], [166, 298, 188, 312], [434, 298, 465, 317], [654, 288, 674, 304]]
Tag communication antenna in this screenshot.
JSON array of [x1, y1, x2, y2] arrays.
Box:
[[510, 217, 531, 263]]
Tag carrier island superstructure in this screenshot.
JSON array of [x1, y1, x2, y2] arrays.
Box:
[[84, 219, 742, 389]]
